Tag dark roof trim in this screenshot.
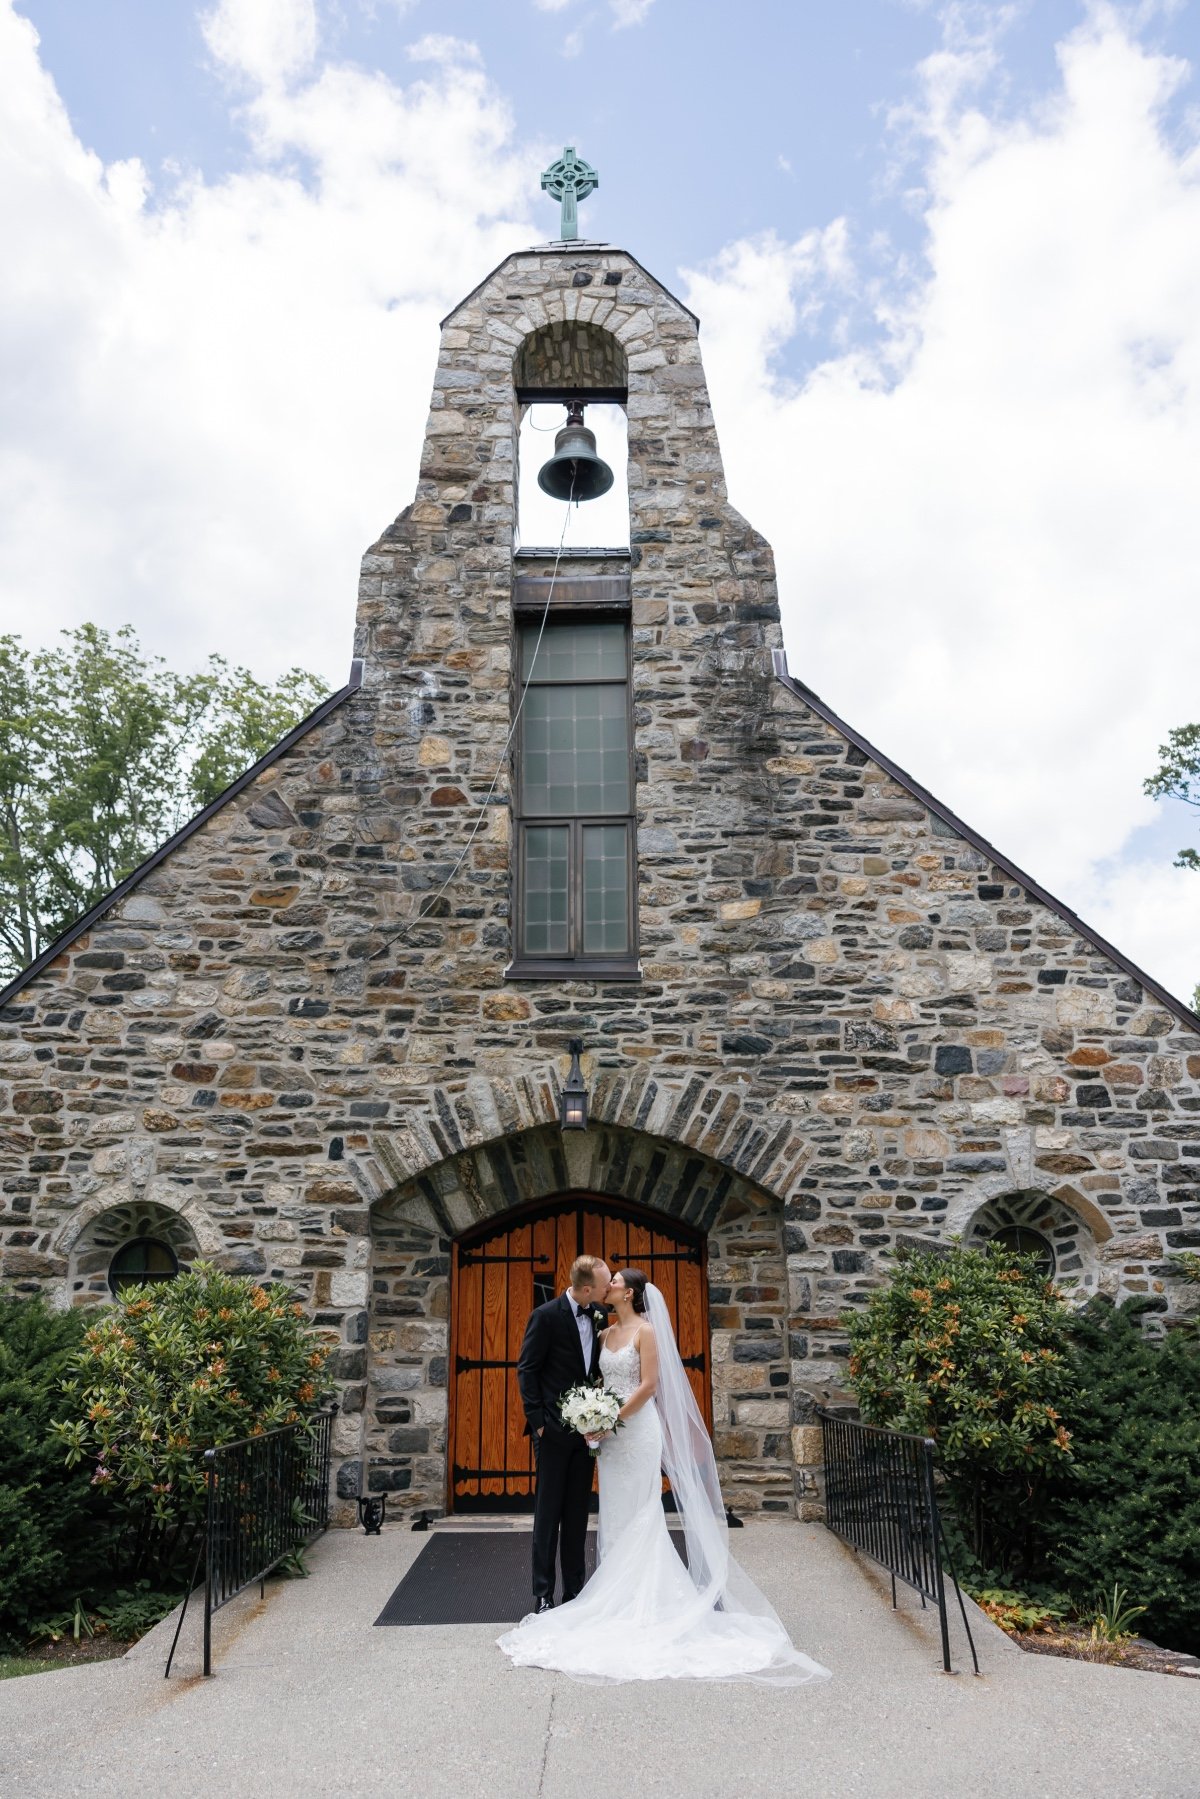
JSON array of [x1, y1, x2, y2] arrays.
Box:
[[439, 244, 700, 332], [772, 651, 1200, 1035], [0, 660, 364, 1012]]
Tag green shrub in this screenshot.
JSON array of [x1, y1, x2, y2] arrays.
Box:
[[0, 1292, 119, 1648], [53, 1263, 332, 1580], [1029, 1302, 1200, 1655], [96, 1583, 180, 1642], [966, 1587, 1065, 1634], [844, 1242, 1076, 1569]]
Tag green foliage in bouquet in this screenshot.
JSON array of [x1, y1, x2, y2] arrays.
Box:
[[52, 1265, 332, 1574], [0, 1293, 119, 1647], [844, 1242, 1076, 1568]]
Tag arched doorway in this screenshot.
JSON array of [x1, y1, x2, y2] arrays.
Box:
[[449, 1192, 709, 1513]]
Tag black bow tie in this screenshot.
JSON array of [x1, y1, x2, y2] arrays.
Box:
[[575, 1304, 591, 1319]]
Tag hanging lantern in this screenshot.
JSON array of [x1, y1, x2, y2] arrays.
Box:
[[560, 1039, 589, 1132]]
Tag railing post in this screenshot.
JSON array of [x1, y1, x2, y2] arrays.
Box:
[[920, 1441, 953, 1675], [203, 1447, 216, 1678]]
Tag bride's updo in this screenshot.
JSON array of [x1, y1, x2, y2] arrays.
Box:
[[618, 1268, 649, 1315]]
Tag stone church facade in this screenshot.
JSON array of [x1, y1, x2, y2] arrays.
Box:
[[2, 240, 1198, 1524]]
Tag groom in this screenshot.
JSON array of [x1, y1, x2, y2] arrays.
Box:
[[517, 1254, 611, 1612]]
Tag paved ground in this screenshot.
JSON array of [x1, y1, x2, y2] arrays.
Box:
[[1, 1521, 1197, 1799]]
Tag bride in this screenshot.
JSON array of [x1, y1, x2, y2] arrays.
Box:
[[497, 1269, 830, 1685]]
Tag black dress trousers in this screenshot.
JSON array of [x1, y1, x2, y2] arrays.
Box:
[[531, 1424, 594, 1601]]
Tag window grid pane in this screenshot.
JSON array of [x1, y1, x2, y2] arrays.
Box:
[[522, 685, 629, 815], [582, 825, 630, 955], [515, 616, 635, 966], [522, 826, 570, 955], [522, 621, 626, 683]]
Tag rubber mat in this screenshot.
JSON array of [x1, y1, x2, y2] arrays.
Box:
[[374, 1529, 685, 1626]]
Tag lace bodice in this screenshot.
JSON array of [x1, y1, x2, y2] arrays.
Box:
[[599, 1334, 642, 1402]]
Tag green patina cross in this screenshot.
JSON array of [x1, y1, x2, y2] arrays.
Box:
[[540, 146, 598, 242]]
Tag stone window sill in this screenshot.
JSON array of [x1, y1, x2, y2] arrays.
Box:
[[504, 958, 643, 983]]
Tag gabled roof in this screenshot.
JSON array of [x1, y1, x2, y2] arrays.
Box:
[[0, 660, 364, 1011], [772, 650, 1200, 1034], [3, 644, 1192, 1036], [439, 243, 700, 332]]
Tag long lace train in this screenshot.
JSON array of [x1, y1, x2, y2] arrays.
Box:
[[497, 1326, 831, 1685]]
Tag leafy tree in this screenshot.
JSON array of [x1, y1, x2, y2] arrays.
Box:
[[53, 1265, 332, 1581], [1143, 721, 1200, 1007], [1145, 722, 1200, 872], [0, 638, 52, 976], [0, 1293, 120, 1647], [844, 1243, 1076, 1570], [185, 661, 330, 809], [0, 625, 328, 984]]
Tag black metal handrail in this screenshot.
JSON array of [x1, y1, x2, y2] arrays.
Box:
[[165, 1408, 335, 1677], [818, 1410, 979, 1675]]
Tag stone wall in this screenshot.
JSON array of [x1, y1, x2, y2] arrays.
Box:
[[1, 242, 1197, 1523]]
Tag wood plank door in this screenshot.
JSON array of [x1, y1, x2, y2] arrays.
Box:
[[450, 1194, 709, 1513]]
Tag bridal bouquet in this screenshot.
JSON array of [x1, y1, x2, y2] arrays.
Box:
[[560, 1383, 623, 1455]]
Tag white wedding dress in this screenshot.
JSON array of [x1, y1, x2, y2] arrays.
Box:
[[497, 1289, 831, 1686]]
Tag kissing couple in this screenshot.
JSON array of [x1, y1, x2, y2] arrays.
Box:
[[499, 1253, 830, 1686]]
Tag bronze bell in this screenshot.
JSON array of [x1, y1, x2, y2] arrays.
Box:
[[536, 401, 614, 504]]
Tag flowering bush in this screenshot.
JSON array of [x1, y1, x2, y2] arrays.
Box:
[[53, 1264, 332, 1571], [844, 1242, 1076, 1567]]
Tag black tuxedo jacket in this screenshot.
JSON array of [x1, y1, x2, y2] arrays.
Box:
[[517, 1293, 605, 1438]]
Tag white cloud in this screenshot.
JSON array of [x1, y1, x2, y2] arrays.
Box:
[[406, 33, 483, 67], [610, 0, 654, 24], [201, 0, 318, 86], [0, 0, 539, 690], [687, 9, 1200, 1003]]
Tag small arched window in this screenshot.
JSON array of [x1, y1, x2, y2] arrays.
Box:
[[989, 1225, 1056, 1280], [108, 1237, 179, 1296]]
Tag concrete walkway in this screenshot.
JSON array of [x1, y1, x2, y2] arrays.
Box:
[[1, 1521, 1196, 1799]]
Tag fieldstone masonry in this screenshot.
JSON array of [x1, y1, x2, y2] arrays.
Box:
[[2, 242, 1198, 1524]]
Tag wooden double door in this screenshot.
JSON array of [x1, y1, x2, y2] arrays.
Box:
[[450, 1194, 710, 1512]]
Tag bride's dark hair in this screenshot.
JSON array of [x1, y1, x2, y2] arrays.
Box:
[[618, 1268, 649, 1315]]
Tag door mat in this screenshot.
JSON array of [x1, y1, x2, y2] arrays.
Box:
[[375, 1528, 685, 1626]]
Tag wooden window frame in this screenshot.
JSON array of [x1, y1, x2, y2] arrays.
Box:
[[506, 605, 640, 982]]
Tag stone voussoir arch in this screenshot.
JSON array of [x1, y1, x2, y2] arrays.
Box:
[[358, 1071, 811, 1236], [54, 1188, 227, 1259], [513, 316, 630, 393]]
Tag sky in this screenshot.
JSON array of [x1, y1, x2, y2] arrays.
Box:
[[1, 0, 1199, 1004]]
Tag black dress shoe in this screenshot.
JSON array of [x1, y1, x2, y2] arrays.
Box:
[[561, 1589, 581, 1604], [534, 1596, 554, 1613]]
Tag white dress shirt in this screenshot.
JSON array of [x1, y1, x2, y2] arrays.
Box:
[[565, 1290, 592, 1372]]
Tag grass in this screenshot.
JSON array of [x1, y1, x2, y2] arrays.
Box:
[[0, 1655, 65, 1680]]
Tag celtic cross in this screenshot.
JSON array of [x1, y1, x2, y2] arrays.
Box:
[[540, 146, 598, 242]]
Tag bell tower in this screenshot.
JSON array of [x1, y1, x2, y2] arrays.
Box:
[[352, 151, 786, 985]]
